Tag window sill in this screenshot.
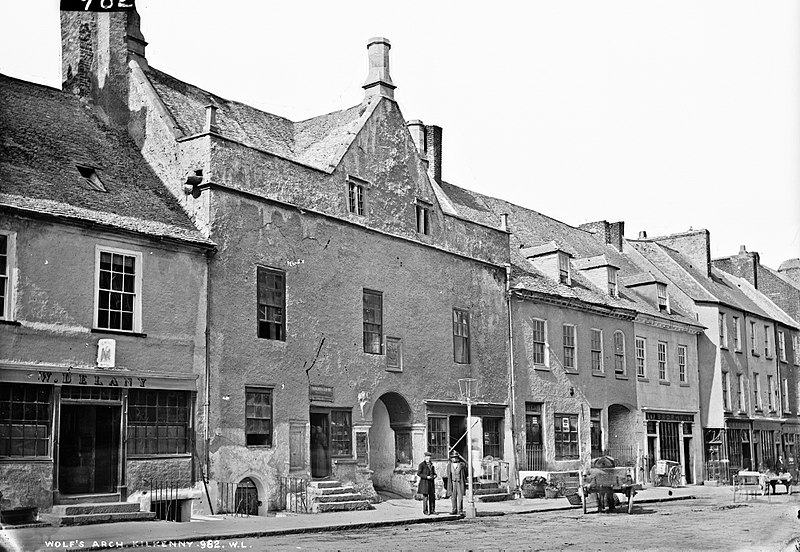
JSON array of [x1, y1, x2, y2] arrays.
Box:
[[751, 350, 760, 357], [659, 380, 671, 386], [615, 374, 628, 380], [592, 372, 606, 378], [0, 319, 21, 326], [246, 445, 274, 450], [734, 349, 743, 354], [533, 364, 550, 371], [92, 328, 147, 338], [638, 377, 649, 382], [128, 453, 192, 460], [385, 367, 403, 373], [364, 351, 385, 356], [0, 456, 53, 463], [679, 382, 690, 387], [720, 346, 729, 351]]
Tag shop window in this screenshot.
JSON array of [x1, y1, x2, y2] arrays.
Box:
[[483, 417, 502, 458], [128, 390, 190, 455], [95, 247, 142, 333], [363, 289, 383, 354], [427, 416, 448, 459], [554, 413, 579, 459], [257, 267, 285, 341], [330, 410, 352, 456], [0, 383, 50, 457], [244, 388, 272, 447]]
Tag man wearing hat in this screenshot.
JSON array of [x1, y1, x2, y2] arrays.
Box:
[[443, 450, 468, 515], [417, 451, 437, 515]]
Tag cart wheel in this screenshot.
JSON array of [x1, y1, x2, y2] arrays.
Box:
[[668, 465, 681, 488], [627, 490, 634, 514]]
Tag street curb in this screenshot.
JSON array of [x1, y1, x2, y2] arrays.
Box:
[[24, 495, 699, 551]]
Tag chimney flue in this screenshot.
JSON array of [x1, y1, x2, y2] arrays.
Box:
[[363, 37, 396, 100], [205, 105, 219, 134], [500, 213, 509, 232], [638, 231, 648, 239]]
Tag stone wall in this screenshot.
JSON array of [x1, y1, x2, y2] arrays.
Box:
[[0, 461, 53, 512]]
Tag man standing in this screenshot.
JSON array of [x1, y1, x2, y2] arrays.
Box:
[[444, 450, 468, 515], [417, 451, 437, 515]]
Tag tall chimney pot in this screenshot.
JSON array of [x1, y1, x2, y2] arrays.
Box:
[[638, 231, 648, 239], [363, 37, 396, 100]]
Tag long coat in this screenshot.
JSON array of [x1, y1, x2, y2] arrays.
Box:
[[444, 459, 467, 495], [417, 460, 437, 495]]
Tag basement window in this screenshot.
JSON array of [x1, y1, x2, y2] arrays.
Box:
[[77, 165, 107, 192]]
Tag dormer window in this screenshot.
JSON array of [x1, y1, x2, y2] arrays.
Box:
[[415, 200, 431, 235], [558, 253, 571, 285], [607, 267, 618, 297], [347, 176, 367, 216], [657, 283, 669, 312]]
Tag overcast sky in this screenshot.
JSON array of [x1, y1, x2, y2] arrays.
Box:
[[2, 0, 798, 269]]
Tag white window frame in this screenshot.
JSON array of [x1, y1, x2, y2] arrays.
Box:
[[753, 373, 762, 411], [722, 372, 730, 411], [607, 267, 618, 297], [415, 200, 431, 235], [347, 176, 367, 216], [764, 325, 772, 357], [719, 312, 728, 348], [613, 330, 626, 376], [657, 341, 668, 381], [767, 375, 775, 411], [783, 378, 790, 412], [778, 331, 786, 362], [657, 283, 669, 312], [558, 253, 571, 285], [737, 373, 745, 412], [562, 323, 576, 371], [94, 245, 143, 333], [591, 328, 603, 373], [677, 345, 687, 383], [635, 337, 646, 378], [532, 318, 549, 367], [0, 230, 17, 321], [750, 320, 757, 355], [732, 316, 741, 351]]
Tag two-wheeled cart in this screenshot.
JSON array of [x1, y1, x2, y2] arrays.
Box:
[[579, 467, 642, 514], [651, 459, 682, 488]]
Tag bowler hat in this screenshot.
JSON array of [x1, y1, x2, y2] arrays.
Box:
[[449, 451, 460, 458], [423, 451, 432, 457]]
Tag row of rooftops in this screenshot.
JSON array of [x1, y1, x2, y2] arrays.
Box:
[[2, 9, 798, 333]]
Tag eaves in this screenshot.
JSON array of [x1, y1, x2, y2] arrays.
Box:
[[510, 288, 637, 320]]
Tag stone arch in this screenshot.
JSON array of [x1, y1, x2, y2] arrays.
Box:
[[369, 391, 414, 497], [607, 403, 638, 465], [233, 473, 267, 516]]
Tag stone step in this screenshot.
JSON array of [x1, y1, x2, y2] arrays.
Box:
[[55, 493, 121, 505], [310, 486, 356, 496], [309, 481, 343, 489], [51, 502, 142, 516], [476, 492, 513, 503], [473, 485, 505, 495], [41, 511, 156, 526], [314, 493, 366, 504], [312, 500, 374, 513]]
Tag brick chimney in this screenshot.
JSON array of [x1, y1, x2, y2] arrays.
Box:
[[778, 258, 800, 285], [713, 245, 760, 288], [363, 37, 395, 100], [407, 120, 429, 169], [61, 8, 147, 124], [579, 220, 624, 251], [425, 125, 443, 183]]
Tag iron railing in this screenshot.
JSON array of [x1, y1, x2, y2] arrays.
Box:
[[217, 482, 259, 516], [148, 480, 181, 522], [524, 444, 545, 471], [277, 476, 309, 513], [595, 446, 638, 467]]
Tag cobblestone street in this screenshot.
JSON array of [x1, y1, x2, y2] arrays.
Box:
[[131, 493, 800, 552]]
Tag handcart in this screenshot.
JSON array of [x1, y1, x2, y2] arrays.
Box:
[[579, 466, 641, 514], [651, 459, 682, 488]]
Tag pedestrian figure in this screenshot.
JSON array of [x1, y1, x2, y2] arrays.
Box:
[[585, 455, 616, 513], [444, 450, 468, 515], [417, 451, 437, 515]]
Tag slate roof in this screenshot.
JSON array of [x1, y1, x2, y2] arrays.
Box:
[[145, 67, 373, 172], [438, 181, 702, 325], [0, 74, 213, 247], [629, 240, 778, 321], [717, 270, 800, 330]]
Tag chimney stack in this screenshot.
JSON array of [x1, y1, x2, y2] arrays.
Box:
[[638, 231, 648, 239], [407, 120, 429, 169], [425, 125, 443, 182], [205, 105, 219, 134], [363, 37, 396, 100]]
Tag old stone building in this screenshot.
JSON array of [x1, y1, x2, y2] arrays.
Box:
[[54, 8, 514, 512], [0, 74, 213, 518]]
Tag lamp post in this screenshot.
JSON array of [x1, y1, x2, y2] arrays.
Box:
[[458, 378, 478, 518]]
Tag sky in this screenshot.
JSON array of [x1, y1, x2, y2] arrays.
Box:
[[1, 0, 798, 269]]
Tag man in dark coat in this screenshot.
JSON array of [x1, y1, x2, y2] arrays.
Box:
[[443, 450, 468, 515], [417, 451, 437, 515]]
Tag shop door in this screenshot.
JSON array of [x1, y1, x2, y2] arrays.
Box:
[[310, 412, 330, 478], [59, 404, 120, 494]]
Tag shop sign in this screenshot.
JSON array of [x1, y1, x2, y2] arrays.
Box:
[[309, 385, 334, 402], [38, 370, 147, 387], [645, 412, 694, 422]]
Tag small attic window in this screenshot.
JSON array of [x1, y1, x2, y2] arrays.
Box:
[[77, 165, 107, 192], [558, 252, 571, 285], [657, 283, 670, 313], [607, 267, 618, 297]]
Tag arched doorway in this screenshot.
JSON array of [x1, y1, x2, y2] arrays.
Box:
[[235, 477, 259, 516], [369, 392, 413, 496], [607, 403, 637, 466]]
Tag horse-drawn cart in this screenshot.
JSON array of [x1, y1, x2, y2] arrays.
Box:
[[579, 463, 642, 514]]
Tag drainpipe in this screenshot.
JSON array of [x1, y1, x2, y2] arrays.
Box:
[[505, 263, 521, 491], [203, 249, 213, 513]]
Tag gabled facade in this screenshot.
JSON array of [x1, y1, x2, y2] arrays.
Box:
[[629, 230, 797, 482], [0, 75, 213, 515], [56, 9, 514, 509]]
